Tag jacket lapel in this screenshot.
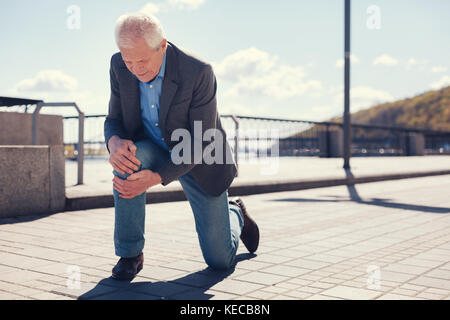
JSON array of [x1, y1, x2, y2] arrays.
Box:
[[118, 67, 142, 137], [159, 43, 179, 141]]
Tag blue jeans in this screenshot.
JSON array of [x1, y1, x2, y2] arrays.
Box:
[[113, 139, 244, 270]]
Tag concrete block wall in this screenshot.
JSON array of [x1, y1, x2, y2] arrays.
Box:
[[0, 111, 63, 145], [0, 146, 65, 218]]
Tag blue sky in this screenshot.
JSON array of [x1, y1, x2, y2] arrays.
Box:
[[1, 0, 449, 120]]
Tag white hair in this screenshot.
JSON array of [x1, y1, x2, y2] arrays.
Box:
[[115, 12, 165, 50]]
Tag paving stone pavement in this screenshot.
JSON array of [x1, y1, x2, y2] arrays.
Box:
[[0, 175, 449, 300]]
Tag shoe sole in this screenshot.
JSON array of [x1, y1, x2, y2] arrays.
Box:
[[111, 262, 143, 281], [243, 223, 259, 253], [234, 198, 260, 253]]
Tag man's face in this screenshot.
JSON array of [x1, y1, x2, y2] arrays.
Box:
[[120, 37, 167, 83]]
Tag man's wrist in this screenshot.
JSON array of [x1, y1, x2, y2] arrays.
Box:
[[108, 135, 121, 151], [154, 172, 162, 184]]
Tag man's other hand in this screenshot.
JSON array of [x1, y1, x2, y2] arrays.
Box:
[[113, 170, 162, 199], [108, 136, 141, 175]]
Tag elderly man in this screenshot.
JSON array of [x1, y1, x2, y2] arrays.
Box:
[[105, 12, 260, 280]]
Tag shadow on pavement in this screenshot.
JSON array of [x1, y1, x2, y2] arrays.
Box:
[[270, 169, 450, 214], [0, 212, 57, 225], [78, 252, 256, 300]]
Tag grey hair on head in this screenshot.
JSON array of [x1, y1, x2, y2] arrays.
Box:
[[115, 12, 165, 50]]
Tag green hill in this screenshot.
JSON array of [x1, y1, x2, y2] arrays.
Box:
[[278, 86, 450, 156], [332, 85, 450, 131]]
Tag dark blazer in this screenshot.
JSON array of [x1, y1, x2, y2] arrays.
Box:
[[104, 42, 237, 196]]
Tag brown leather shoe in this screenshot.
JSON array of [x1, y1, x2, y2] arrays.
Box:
[[112, 252, 143, 281], [230, 197, 259, 253]]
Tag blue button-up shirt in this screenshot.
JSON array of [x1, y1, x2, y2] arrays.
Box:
[[138, 52, 169, 151]]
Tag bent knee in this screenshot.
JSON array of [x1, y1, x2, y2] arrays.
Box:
[[133, 140, 168, 171], [205, 254, 235, 271]]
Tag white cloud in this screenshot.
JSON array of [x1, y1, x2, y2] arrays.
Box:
[[405, 57, 429, 71], [14, 70, 78, 93], [218, 102, 268, 117], [372, 55, 432, 70], [351, 86, 393, 106], [227, 65, 322, 99], [373, 54, 398, 66], [430, 75, 450, 90], [140, 3, 160, 15], [140, 0, 204, 14], [407, 58, 418, 66], [336, 54, 360, 68], [305, 105, 341, 121], [9, 70, 109, 116], [167, 0, 205, 10], [213, 47, 278, 82], [214, 47, 322, 100], [334, 86, 394, 111], [431, 66, 448, 73]]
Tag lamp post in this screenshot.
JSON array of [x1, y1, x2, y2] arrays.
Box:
[[343, 0, 351, 169]]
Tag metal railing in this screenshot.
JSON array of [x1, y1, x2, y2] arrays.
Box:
[[34, 102, 84, 184], [63, 114, 450, 160], [0, 101, 85, 185]]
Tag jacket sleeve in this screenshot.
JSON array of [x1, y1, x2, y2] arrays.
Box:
[[104, 55, 127, 153], [156, 64, 218, 186]]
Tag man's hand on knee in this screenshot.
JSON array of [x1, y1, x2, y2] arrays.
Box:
[[113, 170, 162, 199], [108, 136, 141, 175]]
